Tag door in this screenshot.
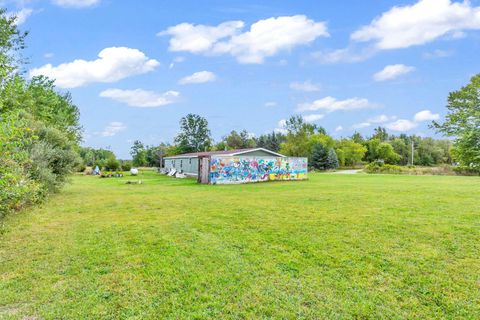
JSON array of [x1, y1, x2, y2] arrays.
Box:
[[198, 156, 210, 184]]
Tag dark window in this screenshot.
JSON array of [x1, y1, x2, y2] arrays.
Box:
[[180, 160, 183, 168]]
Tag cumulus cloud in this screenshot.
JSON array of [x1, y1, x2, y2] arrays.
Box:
[[414, 109, 440, 121], [158, 21, 244, 53], [52, 0, 100, 8], [178, 71, 216, 84], [289, 80, 321, 92], [29, 47, 159, 88], [351, 0, 480, 50], [160, 15, 328, 64], [373, 64, 415, 81], [99, 89, 179, 108], [303, 114, 324, 122], [385, 119, 418, 131], [335, 126, 343, 132], [98, 122, 126, 137], [297, 96, 374, 113]]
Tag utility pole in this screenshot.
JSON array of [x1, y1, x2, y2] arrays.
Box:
[[411, 141, 415, 166]]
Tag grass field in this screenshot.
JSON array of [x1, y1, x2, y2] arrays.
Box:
[[1, 172, 479, 319]]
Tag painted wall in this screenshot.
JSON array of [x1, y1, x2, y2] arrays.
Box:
[[164, 157, 199, 175], [209, 157, 308, 184]]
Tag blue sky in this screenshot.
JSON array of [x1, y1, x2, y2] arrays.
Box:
[[6, 0, 480, 158]]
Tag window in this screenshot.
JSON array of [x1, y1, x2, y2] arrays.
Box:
[[180, 160, 183, 168], [189, 158, 192, 165]]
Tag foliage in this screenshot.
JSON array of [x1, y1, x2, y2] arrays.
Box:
[[79, 147, 115, 167], [174, 114, 212, 154], [0, 9, 81, 217], [433, 74, 480, 167], [255, 131, 285, 152], [104, 157, 120, 171], [326, 148, 339, 170], [335, 139, 366, 167], [220, 129, 257, 150]]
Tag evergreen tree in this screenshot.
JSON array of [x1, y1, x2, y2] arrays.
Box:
[[326, 148, 339, 169], [311, 143, 328, 170]]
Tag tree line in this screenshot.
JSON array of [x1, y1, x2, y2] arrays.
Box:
[[125, 72, 480, 171], [0, 10, 81, 216]]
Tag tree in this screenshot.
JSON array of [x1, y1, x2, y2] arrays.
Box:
[[311, 143, 328, 170], [256, 131, 286, 152], [376, 142, 400, 164], [326, 148, 339, 169], [335, 139, 367, 167], [174, 114, 212, 154], [130, 140, 147, 167], [433, 74, 480, 167], [390, 138, 409, 165], [372, 127, 389, 141], [222, 130, 256, 150]]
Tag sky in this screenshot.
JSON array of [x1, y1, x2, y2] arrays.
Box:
[[5, 0, 480, 158]]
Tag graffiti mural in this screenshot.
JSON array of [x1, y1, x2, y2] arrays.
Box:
[[209, 157, 308, 184]]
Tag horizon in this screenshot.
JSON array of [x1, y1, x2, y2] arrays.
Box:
[[6, 0, 480, 158]]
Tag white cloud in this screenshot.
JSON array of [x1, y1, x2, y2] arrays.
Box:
[[100, 89, 179, 108], [289, 80, 321, 92], [99, 122, 126, 137], [335, 125, 343, 132], [352, 122, 371, 129], [158, 21, 244, 53], [160, 15, 328, 64], [29, 47, 159, 88], [373, 64, 415, 81], [385, 119, 418, 132], [297, 96, 374, 113], [10, 8, 33, 25], [44, 53, 54, 59], [414, 109, 440, 122], [367, 114, 397, 123], [303, 114, 324, 122], [178, 71, 216, 84], [265, 101, 277, 107], [52, 0, 100, 8], [351, 0, 480, 50]]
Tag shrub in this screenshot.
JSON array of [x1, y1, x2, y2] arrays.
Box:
[[453, 166, 480, 176], [104, 157, 120, 171], [120, 160, 132, 171]]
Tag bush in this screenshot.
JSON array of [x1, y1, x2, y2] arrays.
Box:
[[104, 157, 120, 171], [453, 166, 480, 176], [120, 160, 132, 171], [365, 162, 407, 174]]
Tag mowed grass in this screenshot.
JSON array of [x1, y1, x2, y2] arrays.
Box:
[[1, 172, 479, 319]]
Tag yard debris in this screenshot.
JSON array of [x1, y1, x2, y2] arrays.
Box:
[[126, 180, 143, 184], [175, 172, 187, 179]]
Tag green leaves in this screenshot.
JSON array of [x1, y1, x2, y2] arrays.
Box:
[[434, 74, 480, 166]]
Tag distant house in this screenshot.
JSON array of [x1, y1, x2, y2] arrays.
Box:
[[163, 148, 308, 185]]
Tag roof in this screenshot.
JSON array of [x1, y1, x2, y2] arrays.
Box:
[[164, 148, 285, 159]]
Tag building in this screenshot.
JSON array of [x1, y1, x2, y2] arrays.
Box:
[[163, 148, 308, 185]]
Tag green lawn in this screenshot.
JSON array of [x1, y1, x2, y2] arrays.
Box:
[[1, 172, 479, 319]]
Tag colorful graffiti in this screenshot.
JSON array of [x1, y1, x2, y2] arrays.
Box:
[[209, 157, 308, 184]]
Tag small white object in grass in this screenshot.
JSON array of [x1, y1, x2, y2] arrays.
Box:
[[130, 168, 139, 176]]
